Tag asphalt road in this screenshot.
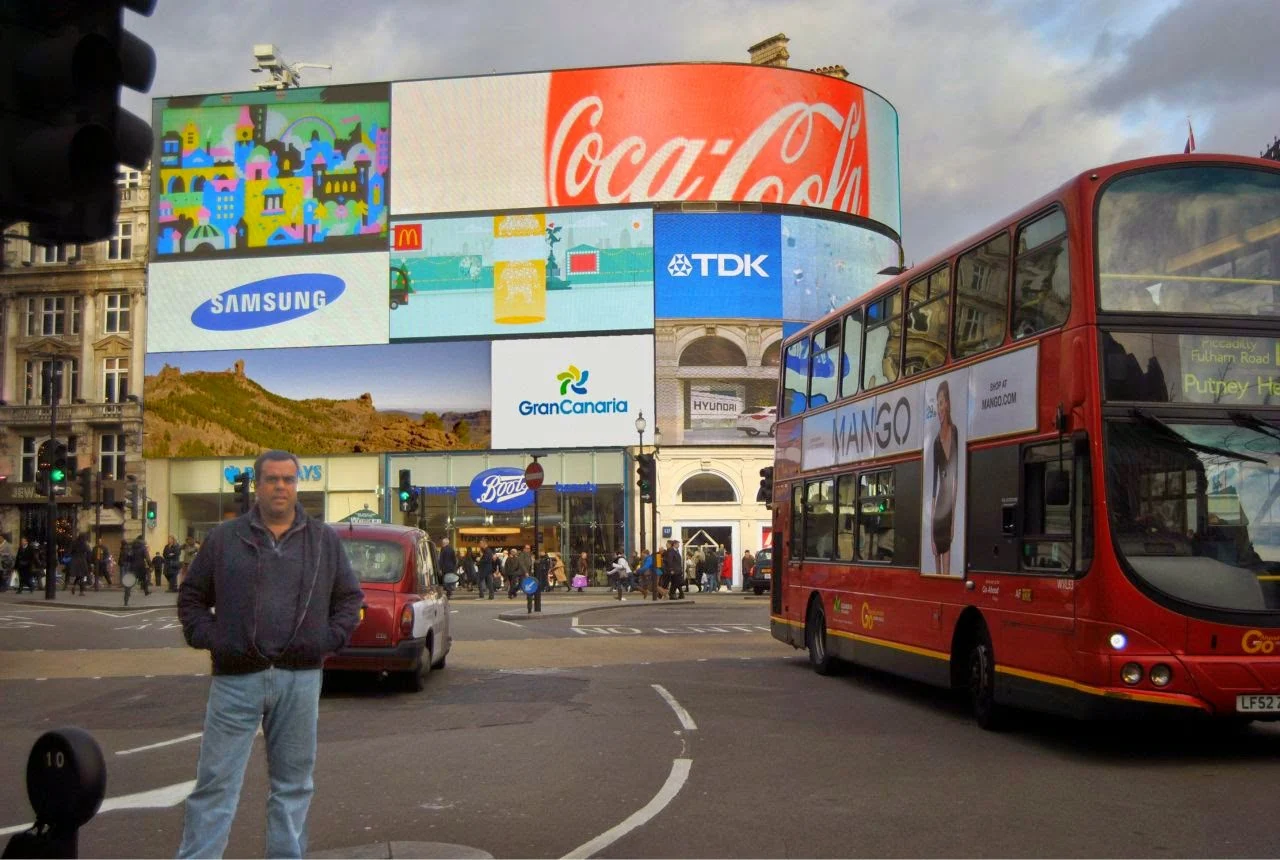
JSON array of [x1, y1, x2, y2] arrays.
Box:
[[1, 592, 1279, 858]]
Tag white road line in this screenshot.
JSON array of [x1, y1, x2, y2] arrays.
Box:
[[116, 732, 204, 756], [561, 758, 692, 860], [0, 779, 197, 835], [651, 684, 698, 731], [494, 618, 523, 628]]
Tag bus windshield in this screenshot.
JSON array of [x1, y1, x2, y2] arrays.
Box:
[[1105, 417, 1280, 613], [1097, 165, 1280, 316]]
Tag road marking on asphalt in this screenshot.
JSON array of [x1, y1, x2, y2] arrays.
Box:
[[561, 758, 692, 859], [0, 779, 197, 836], [651, 684, 698, 731], [494, 618, 523, 628], [116, 732, 204, 756]]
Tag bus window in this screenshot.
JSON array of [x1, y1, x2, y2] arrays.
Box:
[[905, 266, 951, 376], [783, 338, 810, 417], [804, 478, 836, 560], [840, 310, 863, 398], [863, 290, 902, 390], [858, 469, 895, 562], [953, 233, 1011, 359], [837, 474, 858, 561], [1013, 209, 1070, 339], [809, 322, 841, 409]]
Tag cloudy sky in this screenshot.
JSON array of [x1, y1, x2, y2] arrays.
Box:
[[126, 0, 1278, 261]]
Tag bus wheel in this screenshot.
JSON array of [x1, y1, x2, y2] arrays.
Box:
[[806, 600, 836, 676], [967, 628, 1006, 730]]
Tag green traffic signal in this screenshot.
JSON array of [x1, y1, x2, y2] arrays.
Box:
[[399, 489, 411, 502], [50, 468, 66, 483]]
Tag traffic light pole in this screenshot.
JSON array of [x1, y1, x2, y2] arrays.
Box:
[[44, 374, 58, 600]]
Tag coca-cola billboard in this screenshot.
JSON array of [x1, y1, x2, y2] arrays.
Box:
[[392, 64, 900, 232]]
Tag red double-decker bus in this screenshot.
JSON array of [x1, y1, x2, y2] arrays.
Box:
[[768, 153, 1280, 728]]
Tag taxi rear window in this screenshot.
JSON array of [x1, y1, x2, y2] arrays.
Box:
[[342, 540, 406, 583]]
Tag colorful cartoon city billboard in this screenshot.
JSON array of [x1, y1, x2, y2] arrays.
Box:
[[389, 208, 654, 341], [150, 83, 390, 260]]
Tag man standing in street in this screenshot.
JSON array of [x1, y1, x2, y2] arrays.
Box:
[[664, 540, 685, 600], [13, 536, 36, 594], [476, 539, 496, 600], [177, 450, 363, 859]]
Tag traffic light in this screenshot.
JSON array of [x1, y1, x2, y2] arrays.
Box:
[[145, 499, 157, 523], [757, 466, 774, 508], [0, 2, 159, 243], [48, 440, 68, 496], [636, 453, 655, 503], [126, 478, 140, 518], [397, 469, 417, 514], [233, 472, 252, 514], [78, 467, 93, 505]]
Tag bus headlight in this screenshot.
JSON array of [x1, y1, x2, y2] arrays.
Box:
[[1121, 663, 1143, 685], [1109, 632, 1128, 651], [1149, 664, 1173, 687]]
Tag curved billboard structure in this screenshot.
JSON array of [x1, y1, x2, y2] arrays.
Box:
[[391, 63, 900, 234]]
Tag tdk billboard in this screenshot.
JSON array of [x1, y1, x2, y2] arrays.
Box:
[[655, 213, 782, 319]]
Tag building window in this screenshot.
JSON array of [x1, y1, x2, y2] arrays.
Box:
[[677, 473, 737, 503], [32, 243, 78, 265], [103, 357, 129, 402], [24, 358, 78, 405], [107, 223, 133, 261], [103, 293, 131, 333], [99, 434, 127, 480], [24, 295, 82, 336], [21, 437, 37, 483], [117, 169, 141, 188]]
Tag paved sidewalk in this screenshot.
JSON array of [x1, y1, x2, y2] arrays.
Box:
[[1, 585, 177, 611]]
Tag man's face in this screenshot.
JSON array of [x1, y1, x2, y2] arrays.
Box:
[[524, 544, 531, 553], [255, 458, 299, 520]]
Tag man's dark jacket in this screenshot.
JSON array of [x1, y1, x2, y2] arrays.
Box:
[[178, 505, 364, 675]]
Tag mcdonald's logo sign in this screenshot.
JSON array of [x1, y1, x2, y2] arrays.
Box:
[[393, 224, 422, 251]]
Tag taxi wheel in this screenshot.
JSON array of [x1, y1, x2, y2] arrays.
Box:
[[405, 644, 432, 693]]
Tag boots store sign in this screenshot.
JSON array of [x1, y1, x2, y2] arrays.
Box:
[[391, 64, 901, 233]]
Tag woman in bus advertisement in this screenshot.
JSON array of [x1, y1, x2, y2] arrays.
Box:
[[922, 372, 967, 576]]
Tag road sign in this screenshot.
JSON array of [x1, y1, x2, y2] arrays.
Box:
[[524, 462, 544, 490]]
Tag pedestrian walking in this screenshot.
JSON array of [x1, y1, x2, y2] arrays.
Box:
[[608, 553, 632, 600], [504, 548, 523, 599], [66, 533, 91, 596], [151, 551, 164, 587], [572, 551, 589, 592], [179, 534, 198, 588], [438, 538, 458, 597], [664, 540, 685, 600], [93, 539, 113, 588], [703, 545, 721, 594], [476, 540, 496, 600], [176, 449, 363, 859], [123, 534, 150, 606], [0, 534, 13, 592], [741, 550, 755, 593], [13, 537, 36, 593], [163, 536, 182, 592], [461, 548, 478, 593]]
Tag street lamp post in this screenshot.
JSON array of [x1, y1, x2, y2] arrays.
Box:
[[634, 412, 646, 561], [651, 425, 661, 602]]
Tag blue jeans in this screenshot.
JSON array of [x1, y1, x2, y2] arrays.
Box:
[[178, 667, 322, 859]]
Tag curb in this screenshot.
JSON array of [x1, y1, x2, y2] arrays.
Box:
[[309, 841, 492, 859]]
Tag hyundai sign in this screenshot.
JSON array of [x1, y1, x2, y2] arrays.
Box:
[[655, 213, 782, 319], [147, 251, 390, 352], [469, 467, 535, 511]]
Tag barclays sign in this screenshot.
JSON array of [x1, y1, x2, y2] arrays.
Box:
[[191, 273, 345, 331], [469, 467, 535, 512]]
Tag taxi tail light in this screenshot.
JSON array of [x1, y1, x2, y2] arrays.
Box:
[[399, 604, 414, 639]]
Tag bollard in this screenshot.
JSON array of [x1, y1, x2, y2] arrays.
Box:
[[2, 728, 106, 859]]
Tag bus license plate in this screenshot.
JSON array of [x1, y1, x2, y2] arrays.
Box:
[[1236, 694, 1280, 712]]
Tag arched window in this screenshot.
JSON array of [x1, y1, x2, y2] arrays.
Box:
[[678, 473, 737, 503], [191, 176, 206, 193], [679, 336, 747, 367], [761, 341, 781, 367]]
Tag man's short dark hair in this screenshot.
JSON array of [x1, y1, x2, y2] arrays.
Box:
[[253, 450, 301, 483]]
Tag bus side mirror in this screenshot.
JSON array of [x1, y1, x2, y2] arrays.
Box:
[[1046, 471, 1071, 507]]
